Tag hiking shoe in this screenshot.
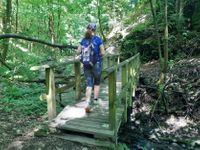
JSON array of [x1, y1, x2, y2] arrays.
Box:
[[93, 98, 102, 105], [85, 107, 92, 113], [85, 101, 94, 113]]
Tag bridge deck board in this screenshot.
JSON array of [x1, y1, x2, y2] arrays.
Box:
[[50, 75, 124, 140]]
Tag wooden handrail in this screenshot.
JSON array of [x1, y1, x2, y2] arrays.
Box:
[[104, 53, 139, 75], [30, 53, 140, 124], [107, 53, 140, 135]]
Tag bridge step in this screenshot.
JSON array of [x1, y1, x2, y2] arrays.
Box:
[[54, 133, 116, 149]]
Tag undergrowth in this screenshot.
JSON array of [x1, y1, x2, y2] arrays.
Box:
[[1, 82, 47, 116]]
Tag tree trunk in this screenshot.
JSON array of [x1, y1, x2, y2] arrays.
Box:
[[157, 0, 169, 85], [97, 0, 106, 42], [112, 0, 116, 23], [158, 0, 163, 17], [2, 0, 12, 62], [176, 0, 184, 33], [0, 0, 3, 33], [163, 0, 168, 74], [149, 0, 162, 65], [48, 13, 55, 43], [57, 0, 61, 42], [47, 0, 55, 44], [15, 0, 19, 33]]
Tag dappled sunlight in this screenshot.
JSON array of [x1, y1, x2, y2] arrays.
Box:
[[13, 75, 23, 79], [7, 141, 24, 149], [61, 106, 86, 119], [164, 115, 194, 133], [59, 56, 77, 63], [116, 81, 122, 94], [51, 105, 87, 127], [107, 15, 147, 40], [15, 43, 28, 52]]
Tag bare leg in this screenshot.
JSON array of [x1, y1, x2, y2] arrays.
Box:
[[85, 87, 92, 103], [94, 85, 100, 99]]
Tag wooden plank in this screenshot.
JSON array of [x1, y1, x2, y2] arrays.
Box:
[[68, 118, 109, 127], [30, 64, 50, 71], [104, 53, 140, 74], [60, 116, 108, 124], [116, 107, 124, 132], [108, 71, 116, 130], [58, 124, 114, 138], [121, 64, 127, 122], [74, 61, 81, 100], [54, 134, 116, 149], [78, 116, 109, 123], [46, 68, 56, 121], [65, 120, 110, 130]]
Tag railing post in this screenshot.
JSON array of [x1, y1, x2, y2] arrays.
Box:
[[108, 70, 116, 131], [122, 64, 128, 122], [74, 61, 81, 100], [130, 59, 137, 102], [45, 67, 56, 121], [117, 55, 120, 65], [127, 62, 132, 106], [130, 55, 140, 107]]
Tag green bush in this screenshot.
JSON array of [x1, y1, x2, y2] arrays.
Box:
[[1, 82, 46, 115]]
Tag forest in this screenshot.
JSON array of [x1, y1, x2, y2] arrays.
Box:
[[0, 0, 200, 149]]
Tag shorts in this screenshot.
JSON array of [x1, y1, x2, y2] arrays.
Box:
[[84, 62, 102, 87]]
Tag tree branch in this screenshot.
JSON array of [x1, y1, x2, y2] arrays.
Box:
[[0, 33, 78, 49]]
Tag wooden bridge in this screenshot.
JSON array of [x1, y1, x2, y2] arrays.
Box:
[[31, 53, 140, 149], [0, 34, 140, 149]]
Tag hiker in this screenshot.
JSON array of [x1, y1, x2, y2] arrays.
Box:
[[76, 23, 105, 112]]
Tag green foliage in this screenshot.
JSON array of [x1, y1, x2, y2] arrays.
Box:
[[121, 0, 200, 63], [124, 0, 150, 25], [121, 24, 159, 62], [192, 1, 200, 31], [1, 82, 46, 115], [117, 143, 130, 150]]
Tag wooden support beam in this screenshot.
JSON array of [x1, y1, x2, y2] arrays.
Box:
[[108, 70, 116, 131], [130, 55, 140, 106], [127, 61, 132, 106], [74, 61, 81, 100], [121, 64, 128, 122], [46, 68, 56, 121], [117, 55, 120, 64]]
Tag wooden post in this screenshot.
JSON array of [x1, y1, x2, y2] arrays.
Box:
[[117, 55, 120, 65], [122, 64, 128, 122], [74, 61, 81, 101], [132, 55, 140, 103], [127, 62, 132, 106], [130, 55, 140, 106], [46, 68, 56, 121], [130, 60, 136, 107], [108, 70, 116, 130]]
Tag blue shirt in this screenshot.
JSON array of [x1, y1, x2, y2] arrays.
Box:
[[80, 35, 103, 63]]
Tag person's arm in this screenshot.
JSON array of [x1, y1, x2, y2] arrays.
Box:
[[99, 44, 105, 56], [76, 45, 81, 54]]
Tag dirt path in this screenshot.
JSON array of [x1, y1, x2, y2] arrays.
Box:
[[0, 110, 109, 150]]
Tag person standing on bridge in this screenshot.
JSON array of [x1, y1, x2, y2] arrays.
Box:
[[76, 23, 105, 113]]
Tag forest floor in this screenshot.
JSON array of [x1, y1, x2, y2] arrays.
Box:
[[0, 57, 199, 150]]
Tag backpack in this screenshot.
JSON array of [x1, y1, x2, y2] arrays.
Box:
[[80, 39, 96, 66]]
